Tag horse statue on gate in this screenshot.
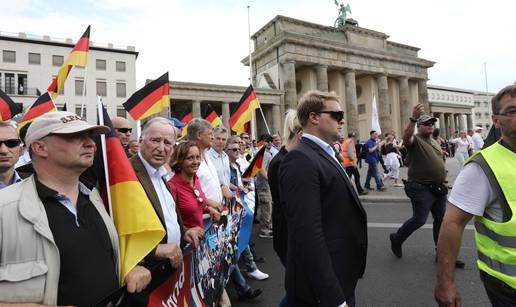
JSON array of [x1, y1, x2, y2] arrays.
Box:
[[334, 1, 352, 30]]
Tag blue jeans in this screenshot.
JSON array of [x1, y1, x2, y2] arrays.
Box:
[[241, 246, 258, 272], [365, 161, 384, 189], [394, 182, 447, 245], [229, 264, 250, 295]]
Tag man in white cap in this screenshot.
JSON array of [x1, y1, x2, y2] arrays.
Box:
[[0, 111, 152, 306]]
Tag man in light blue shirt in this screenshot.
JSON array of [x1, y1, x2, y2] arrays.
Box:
[[207, 126, 231, 188], [0, 121, 23, 189]]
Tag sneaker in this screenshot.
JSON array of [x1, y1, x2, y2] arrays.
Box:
[[378, 186, 386, 191], [259, 231, 273, 239], [393, 183, 404, 187], [390, 233, 402, 258], [247, 269, 269, 281], [238, 288, 263, 301], [358, 190, 369, 195]]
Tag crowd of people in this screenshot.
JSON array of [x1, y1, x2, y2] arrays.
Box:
[[0, 84, 514, 307]]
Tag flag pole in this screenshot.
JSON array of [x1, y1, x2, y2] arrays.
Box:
[[97, 96, 113, 219], [80, 65, 89, 119], [247, 5, 259, 138]]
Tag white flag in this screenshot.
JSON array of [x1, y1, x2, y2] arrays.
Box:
[[371, 95, 381, 134]]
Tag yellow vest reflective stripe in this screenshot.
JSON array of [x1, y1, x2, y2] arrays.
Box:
[[342, 138, 356, 166], [467, 142, 516, 288]]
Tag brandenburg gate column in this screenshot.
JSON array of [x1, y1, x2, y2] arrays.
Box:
[[344, 70, 359, 138], [221, 101, 230, 129], [192, 100, 201, 118], [449, 113, 456, 135], [466, 114, 473, 130], [418, 79, 430, 115], [272, 104, 281, 134], [458, 114, 466, 131], [316, 64, 329, 92], [282, 60, 297, 109], [377, 74, 393, 134], [399, 76, 410, 130]]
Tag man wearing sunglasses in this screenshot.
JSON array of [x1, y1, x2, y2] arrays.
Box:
[[280, 90, 367, 307], [436, 84, 516, 306], [112, 116, 133, 155], [0, 121, 22, 189]]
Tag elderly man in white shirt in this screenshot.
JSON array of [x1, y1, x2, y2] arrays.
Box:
[[207, 126, 232, 192]]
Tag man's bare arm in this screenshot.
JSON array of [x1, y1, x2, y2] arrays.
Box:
[[402, 103, 424, 146]]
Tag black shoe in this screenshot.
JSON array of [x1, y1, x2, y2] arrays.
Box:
[[238, 288, 263, 301], [365, 186, 373, 191], [390, 233, 402, 258], [359, 190, 369, 195]]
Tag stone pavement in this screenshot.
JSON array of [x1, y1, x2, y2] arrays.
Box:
[[356, 157, 463, 203]]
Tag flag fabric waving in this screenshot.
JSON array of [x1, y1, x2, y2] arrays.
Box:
[[179, 110, 193, 139], [203, 104, 222, 128], [242, 145, 265, 179], [371, 95, 381, 134], [123, 72, 170, 121], [95, 100, 166, 282], [0, 89, 22, 121], [48, 26, 91, 99], [229, 85, 260, 134], [18, 92, 56, 131]]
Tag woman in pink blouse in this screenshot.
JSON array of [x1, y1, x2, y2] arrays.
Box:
[[169, 141, 221, 228]]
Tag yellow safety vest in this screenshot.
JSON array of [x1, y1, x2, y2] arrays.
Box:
[[466, 142, 516, 289]]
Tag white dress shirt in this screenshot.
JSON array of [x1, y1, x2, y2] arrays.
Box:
[[207, 147, 231, 186], [197, 149, 223, 203], [138, 153, 181, 245]]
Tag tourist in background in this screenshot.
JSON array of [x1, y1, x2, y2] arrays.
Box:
[[449, 130, 470, 170]]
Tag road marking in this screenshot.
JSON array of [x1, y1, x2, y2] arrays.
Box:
[[368, 222, 474, 230]]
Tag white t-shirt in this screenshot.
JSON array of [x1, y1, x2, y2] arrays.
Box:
[[198, 149, 223, 204], [449, 137, 470, 153], [471, 133, 484, 153], [448, 162, 502, 222]]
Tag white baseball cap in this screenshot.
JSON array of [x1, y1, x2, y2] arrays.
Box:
[[25, 111, 110, 146]]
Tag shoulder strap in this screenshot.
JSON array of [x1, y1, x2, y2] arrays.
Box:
[[469, 154, 511, 222]]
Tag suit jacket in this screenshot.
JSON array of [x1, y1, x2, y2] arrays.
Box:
[[279, 138, 368, 307], [129, 155, 185, 246]]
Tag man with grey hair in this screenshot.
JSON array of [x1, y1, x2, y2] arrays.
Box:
[[0, 121, 23, 189], [130, 117, 204, 271], [207, 126, 232, 199]]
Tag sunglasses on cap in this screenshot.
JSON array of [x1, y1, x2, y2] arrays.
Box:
[[116, 128, 132, 133], [0, 139, 22, 148], [318, 110, 345, 122], [420, 122, 435, 127]]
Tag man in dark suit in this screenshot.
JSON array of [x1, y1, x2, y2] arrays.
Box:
[[129, 117, 204, 269], [280, 90, 368, 307]]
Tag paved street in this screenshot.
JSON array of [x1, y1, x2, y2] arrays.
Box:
[[232, 158, 490, 306]]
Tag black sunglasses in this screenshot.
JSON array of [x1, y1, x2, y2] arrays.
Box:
[[0, 139, 22, 148], [318, 110, 345, 122], [227, 148, 239, 152], [116, 128, 132, 133], [421, 122, 435, 127]]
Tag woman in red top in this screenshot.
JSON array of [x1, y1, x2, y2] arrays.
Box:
[[169, 141, 220, 228]]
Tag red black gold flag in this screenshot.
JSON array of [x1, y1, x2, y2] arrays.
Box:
[[203, 104, 223, 128], [48, 26, 90, 99], [0, 88, 22, 121], [242, 145, 266, 179], [229, 85, 260, 134], [18, 92, 56, 131], [123, 72, 170, 120], [179, 111, 193, 139], [95, 104, 165, 282]]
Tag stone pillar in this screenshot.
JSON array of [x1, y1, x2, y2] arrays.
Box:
[[344, 70, 359, 139], [221, 101, 230, 129], [376, 74, 392, 134], [466, 114, 473, 130], [192, 100, 201, 118], [438, 113, 446, 137], [316, 64, 329, 92], [449, 113, 456, 135], [283, 60, 297, 109], [458, 114, 466, 131], [272, 104, 281, 136], [418, 79, 430, 115], [399, 76, 410, 130]]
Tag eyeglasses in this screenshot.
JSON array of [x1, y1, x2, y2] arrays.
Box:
[[116, 128, 132, 133], [318, 110, 345, 122], [0, 139, 22, 148], [420, 122, 435, 127], [495, 109, 516, 117], [193, 188, 204, 206]]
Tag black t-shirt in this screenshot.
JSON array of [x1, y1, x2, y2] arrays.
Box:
[[36, 180, 118, 307]]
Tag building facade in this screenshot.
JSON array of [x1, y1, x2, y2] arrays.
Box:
[[0, 30, 137, 123], [472, 91, 494, 137], [242, 15, 435, 140]]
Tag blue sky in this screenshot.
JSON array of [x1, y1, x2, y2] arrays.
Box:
[[1, 0, 514, 92]]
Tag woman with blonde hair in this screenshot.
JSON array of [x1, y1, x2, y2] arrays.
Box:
[[383, 135, 403, 187]]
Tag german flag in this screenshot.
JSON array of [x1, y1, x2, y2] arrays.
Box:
[[123, 72, 170, 121], [0, 88, 22, 121], [242, 145, 266, 179], [179, 111, 193, 139], [203, 104, 222, 128], [229, 85, 260, 134], [18, 92, 56, 131], [95, 104, 165, 283], [48, 26, 90, 99]]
